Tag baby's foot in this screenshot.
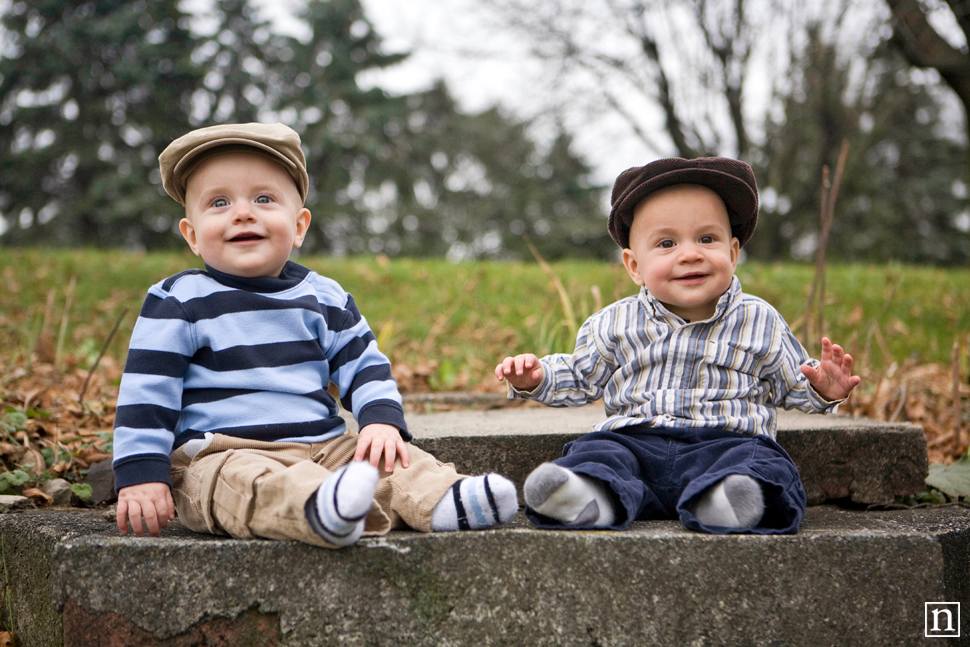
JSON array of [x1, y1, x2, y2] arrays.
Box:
[[524, 463, 615, 527], [689, 474, 764, 529], [306, 461, 378, 547], [431, 474, 518, 531]]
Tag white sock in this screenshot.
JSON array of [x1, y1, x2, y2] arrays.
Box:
[[523, 463, 615, 527], [689, 474, 765, 529], [306, 461, 378, 547], [431, 474, 518, 531]]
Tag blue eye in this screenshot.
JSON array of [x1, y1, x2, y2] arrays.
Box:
[[256, 195, 271, 204], [214, 198, 228, 208]]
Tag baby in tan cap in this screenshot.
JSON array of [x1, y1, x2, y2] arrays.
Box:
[[113, 123, 517, 546]]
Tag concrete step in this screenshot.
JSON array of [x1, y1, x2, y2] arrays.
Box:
[[3, 505, 969, 646], [1, 408, 938, 646], [403, 406, 928, 505]]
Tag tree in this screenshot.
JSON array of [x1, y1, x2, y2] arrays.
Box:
[[0, 0, 607, 261], [0, 0, 201, 248], [251, 0, 607, 260], [478, 0, 764, 160], [885, 0, 970, 182], [751, 23, 969, 265]]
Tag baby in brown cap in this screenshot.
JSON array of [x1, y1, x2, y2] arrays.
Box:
[[496, 157, 860, 535], [113, 123, 517, 546]]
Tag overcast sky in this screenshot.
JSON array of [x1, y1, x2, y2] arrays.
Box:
[[249, 0, 684, 187]]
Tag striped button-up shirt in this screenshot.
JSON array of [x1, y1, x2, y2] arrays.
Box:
[[511, 276, 838, 438]]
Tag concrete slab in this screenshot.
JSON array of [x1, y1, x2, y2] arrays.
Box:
[[2, 505, 968, 646], [402, 406, 929, 505]]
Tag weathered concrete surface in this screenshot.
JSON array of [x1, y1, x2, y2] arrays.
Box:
[[404, 406, 928, 505], [2, 505, 969, 647]]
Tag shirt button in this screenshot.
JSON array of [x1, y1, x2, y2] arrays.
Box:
[[674, 367, 684, 377], [665, 393, 675, 403]]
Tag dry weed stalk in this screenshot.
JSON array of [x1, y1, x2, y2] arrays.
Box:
[[802, 140, 849, 355]]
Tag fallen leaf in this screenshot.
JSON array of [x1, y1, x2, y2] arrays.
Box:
[[23, 487, 54, 506], [926, 454, 970, 499], [847, 304, 864, 326]]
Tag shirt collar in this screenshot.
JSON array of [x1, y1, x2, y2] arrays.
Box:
[[638, 275, 742, 324], [203, 260, 310, 293]]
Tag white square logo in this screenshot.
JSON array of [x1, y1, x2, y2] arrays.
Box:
[[926, 602, 960, 638]]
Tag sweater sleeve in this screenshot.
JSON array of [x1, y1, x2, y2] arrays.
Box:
[[112, 285, 194, 490], [325, 291, 410, 441]]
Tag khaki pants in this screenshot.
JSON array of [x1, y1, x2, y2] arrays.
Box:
[[170, 433, 463, 548]]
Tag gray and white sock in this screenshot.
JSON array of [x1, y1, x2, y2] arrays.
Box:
[[524, 463, 615, 527], [689, 474, 764, 529], [431, 474, 518, 531], [306, 461, 378, 547]]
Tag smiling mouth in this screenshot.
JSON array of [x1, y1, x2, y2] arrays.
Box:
[[676, 273, 707, 282], [229, 233, 264, 242]]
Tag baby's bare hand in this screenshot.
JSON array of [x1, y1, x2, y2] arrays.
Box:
[[117, 482, 175, 537], [801, 337, 861, 401], [355, 423, 410, 473], [495, 354, 544, 391]]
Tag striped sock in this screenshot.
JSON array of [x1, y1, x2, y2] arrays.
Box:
[[306, 462, 378, 547], [430, 474, 518, 531]]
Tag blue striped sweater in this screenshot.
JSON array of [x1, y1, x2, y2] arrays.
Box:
[[112, 261, 407, 491]]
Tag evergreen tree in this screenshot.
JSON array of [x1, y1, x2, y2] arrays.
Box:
[[0, 0, 610, 260], [190, 0, 285, 125], [278, 1, 607, 260], [0, 0, 201, 248]]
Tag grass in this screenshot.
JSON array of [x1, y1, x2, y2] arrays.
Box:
[[1, 248, 968, 392]]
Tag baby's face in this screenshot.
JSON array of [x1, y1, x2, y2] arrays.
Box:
[[179, 151, 310, 278], [622, 184, 739, 322]]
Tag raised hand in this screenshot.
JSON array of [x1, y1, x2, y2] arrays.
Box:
[[800, 337, 861, 402], [495, 353, 544, 392]]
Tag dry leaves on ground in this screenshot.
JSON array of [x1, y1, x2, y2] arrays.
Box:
[[1, 355, 119, 502], [1, 351, 968, 506]]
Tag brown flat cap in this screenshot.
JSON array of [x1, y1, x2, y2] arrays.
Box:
[[159, 122, 309, 205], [608, 157, 759, 248]]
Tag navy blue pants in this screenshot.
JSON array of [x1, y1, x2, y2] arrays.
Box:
[[526, 425, 807, 535]]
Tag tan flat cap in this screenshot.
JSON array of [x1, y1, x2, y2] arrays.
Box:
[[159, 123, 309, 205]]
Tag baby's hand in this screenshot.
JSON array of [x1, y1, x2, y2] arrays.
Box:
[[495, 353, 544, 392], [800, 337, 861, 402], [355, 423, 410, 473], [117, 482, 175, 537]]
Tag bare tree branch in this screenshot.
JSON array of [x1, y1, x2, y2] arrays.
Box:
[[887, 0, 970, 104]]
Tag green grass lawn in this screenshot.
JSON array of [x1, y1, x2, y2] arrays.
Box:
[[1, 248, 968, 393]]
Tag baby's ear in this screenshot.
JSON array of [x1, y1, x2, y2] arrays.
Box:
[[293, 208, 311, 248], [178, 217, 200, 256], [621, 248, 644, 286]]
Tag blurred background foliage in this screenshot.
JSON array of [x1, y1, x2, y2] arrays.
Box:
[[0, 0, 967, 264]]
